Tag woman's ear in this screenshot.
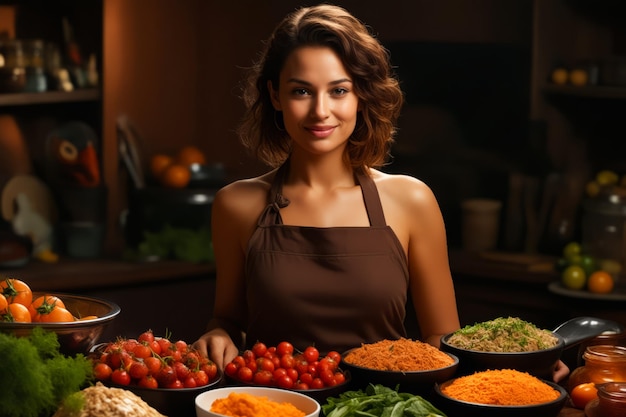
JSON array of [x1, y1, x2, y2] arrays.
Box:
[[268, 80, 282, 110]]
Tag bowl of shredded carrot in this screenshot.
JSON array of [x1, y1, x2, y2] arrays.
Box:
[[341, 338, 459, 389], [195, 386, 321, 417], [432, 369, 568, 417]]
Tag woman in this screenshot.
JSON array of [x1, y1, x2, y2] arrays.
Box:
[[194, 3, 458, 373]]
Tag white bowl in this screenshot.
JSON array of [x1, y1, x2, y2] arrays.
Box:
[[195, 386, 320, 417]]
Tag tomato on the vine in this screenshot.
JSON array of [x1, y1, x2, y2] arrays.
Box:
[[138, 375, 158, 389], [0, 278, 32, 307]]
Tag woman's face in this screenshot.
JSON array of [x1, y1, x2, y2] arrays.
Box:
[[270, 46, 360, 157]]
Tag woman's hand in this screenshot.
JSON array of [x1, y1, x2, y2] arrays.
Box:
[[192, 328, 239, 370], [553, 359, 570, 383]]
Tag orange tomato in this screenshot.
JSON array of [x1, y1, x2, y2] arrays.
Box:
[[150, 153, 173, 179], [0, 293, 7, 313], [160, 163, 191, 188], [0, 278, 32, 307], [570, 382, 598, 409], [36, 306, 75, 323], [176, 145, 206, 166], [29, 294, 67, 321], [3, 303, 32, 322], [587, 270, 614, 294]]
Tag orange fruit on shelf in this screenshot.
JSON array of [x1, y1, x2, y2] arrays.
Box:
[[176, 145, 206, 166], [587, 270, 614, 294], [150, 154, 174, 179], [160, 163, 191, 188]]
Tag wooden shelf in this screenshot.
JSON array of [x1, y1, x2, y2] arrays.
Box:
[[0, 89, 100, 107], [543, 84, 626, 100], [0, 257, 215, 292]]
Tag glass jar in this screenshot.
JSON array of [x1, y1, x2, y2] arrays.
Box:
[[581, 190, 626, 282], [585, 382, 626, 417], [569, 345, 626, 392], [23, 39, 47, 92], [0, 39, 26, 93]]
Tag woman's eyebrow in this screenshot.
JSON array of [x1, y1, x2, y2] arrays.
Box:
[[286, 77, 353, 85]]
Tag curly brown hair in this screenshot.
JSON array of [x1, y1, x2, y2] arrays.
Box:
[[237, 3, 404, 172]]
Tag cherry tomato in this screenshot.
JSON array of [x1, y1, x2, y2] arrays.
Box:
[[129, 361, 149, 380], [570, 383, 598, 409], [192, 370, 209, 386], [138, 375, 159, 389], [286, 367, 298, 382], [295, 382, 309, 390], [224, 362, 238, 377], [256, 357, 275, 373], [157, 365, 177, 387], [144, 356, 162, 375], [326, 350, 341, 365], [133, 343, 152, 359], [183, 375, 198, 388], [253, 369, 273, 386], [93, 362, 112, 381], [310, 377, 324, 389], [2, 303, 31, 322], [299, 372, 314, 386], [111, 369, 131, 386], [276, 375, 294, 389], [276, 341, 294, 356], [174, 340, 188, 353], [252, 342, 268, 358], [158, 338, 172, 354], [280, 354, 295, 369], [237, 366, 254, 382], [273, 368, 287, 381], [0, 278, 32, 307], [334, 371, 346, 385], [138, 330, 155, 344], [201, 362, 218, 381], [303, 346, 319, 363], [173, 361, 191, 380], [242, 349, 255, 363]]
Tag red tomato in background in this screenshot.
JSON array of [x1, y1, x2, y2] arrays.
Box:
[[570, 383, 598, 409]]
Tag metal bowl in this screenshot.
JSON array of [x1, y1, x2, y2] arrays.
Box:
[[0, 292, 120, 355], [341, 348, 459, 391], [433, 378, 568, 417]]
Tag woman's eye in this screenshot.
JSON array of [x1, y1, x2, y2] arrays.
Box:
[[333, 87, 349, 96], [292, 88, 309, 96]]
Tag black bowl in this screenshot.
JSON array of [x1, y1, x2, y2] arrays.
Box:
[[0, 292, 120, 355], [440, 332, 564, 380], [107, 368, 223, 417], [433, 378, 568, 417], [225, 370, 352, 403], [341, 348, 459, 391]]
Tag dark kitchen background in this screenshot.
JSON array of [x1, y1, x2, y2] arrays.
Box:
[[0, 0, 624, 346]]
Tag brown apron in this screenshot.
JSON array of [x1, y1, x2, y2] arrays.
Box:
[[245, 163, 409, 353]]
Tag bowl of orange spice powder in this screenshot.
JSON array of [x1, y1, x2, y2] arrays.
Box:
[[195, 386, 320, 417], [341, 338, 458, 390], [433, 369, 568, 417]]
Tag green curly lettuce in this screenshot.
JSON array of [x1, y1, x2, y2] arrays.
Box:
[[0, 327, 92, 417]]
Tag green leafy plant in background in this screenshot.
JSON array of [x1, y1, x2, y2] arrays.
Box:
[[124, 224, 214, 263]]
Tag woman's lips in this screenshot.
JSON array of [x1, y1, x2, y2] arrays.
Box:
[[306, 125, 336, 138]]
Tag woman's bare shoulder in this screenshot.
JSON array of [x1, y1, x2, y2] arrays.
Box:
[[214, 171, 276, 216], [371, 169, 437, 206]]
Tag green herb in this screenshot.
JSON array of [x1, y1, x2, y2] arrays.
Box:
[[322, 384, 447, 417], [124, 224, 214, 262], [0, 327, 93, 417]]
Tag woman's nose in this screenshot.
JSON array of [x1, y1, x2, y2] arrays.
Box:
[[310, 95, 330, 119]]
